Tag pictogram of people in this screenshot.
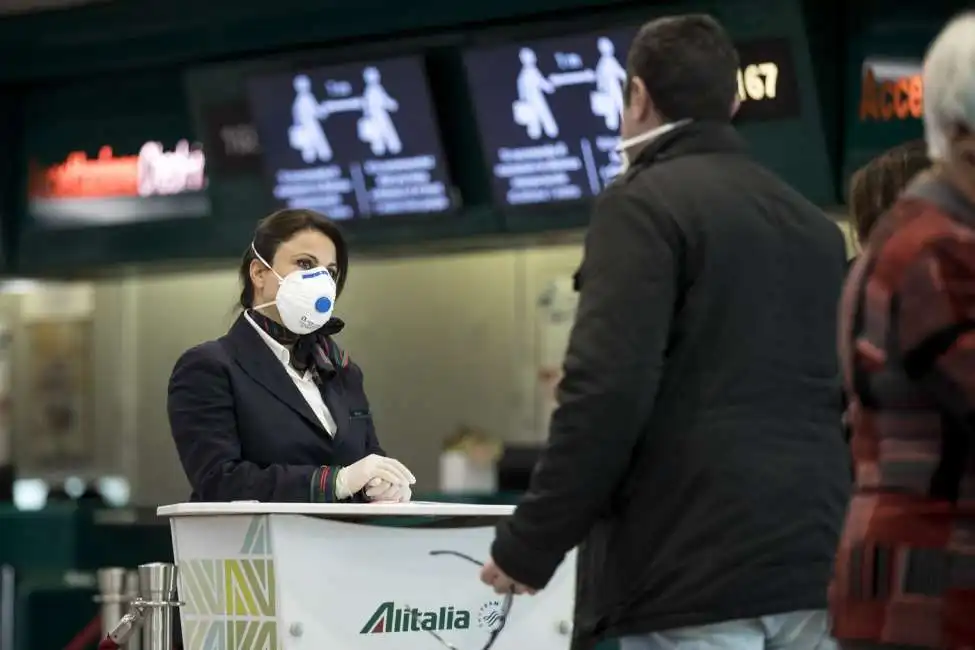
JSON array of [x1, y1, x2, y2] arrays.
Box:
[[286, 68, 405, 162], [513, 48, 560, 140], [592, 37, 627, 130], [358, 67, 403, 156], [289, 74, 333, 163], [510, 37, 630, 140]]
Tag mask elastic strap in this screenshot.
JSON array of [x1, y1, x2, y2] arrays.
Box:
[[251, 243, 284, 282], [250, 242, 283, 312], [616, 118, 692, 153]]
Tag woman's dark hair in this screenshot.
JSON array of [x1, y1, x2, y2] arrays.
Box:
[[238, 209, 349, 309], [848, 139, 931, 243]]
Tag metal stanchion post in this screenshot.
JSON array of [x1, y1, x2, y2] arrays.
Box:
[[0, 564, 14, 650], [125, 570, 142, 650], [95, 568, 129, 643], [99, 562, 181, 650], [138, 563, 178, 650]]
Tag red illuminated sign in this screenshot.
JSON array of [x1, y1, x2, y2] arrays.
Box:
[[29, 140, 207, 201]]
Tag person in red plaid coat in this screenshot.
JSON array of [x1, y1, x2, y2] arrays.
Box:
[[833, 12, 975, 650]]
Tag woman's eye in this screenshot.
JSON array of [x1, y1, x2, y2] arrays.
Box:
[[296, 259, 314, 270], [327, 268, 338, 280]]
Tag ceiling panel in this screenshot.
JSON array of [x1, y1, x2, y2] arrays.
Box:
[[0, 0, 109, 16]]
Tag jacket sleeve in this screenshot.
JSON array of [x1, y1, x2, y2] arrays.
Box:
[[168, 344, 327, 502], [341, 361, 385, 503], [492, 186, 680, 588]]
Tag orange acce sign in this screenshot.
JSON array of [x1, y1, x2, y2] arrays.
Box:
[[859, 67, 923, 122], [29, 146, 139, 200]]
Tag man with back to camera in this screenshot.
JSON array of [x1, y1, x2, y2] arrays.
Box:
[[479, 14, 850, 650]]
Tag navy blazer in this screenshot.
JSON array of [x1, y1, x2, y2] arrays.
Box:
[[167, 314, 383, 502]]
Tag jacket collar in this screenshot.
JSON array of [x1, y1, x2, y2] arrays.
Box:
[[223, 313, 325, 431], [243, 311, 293, 367], [903, 172, 975, 228], [630, 120, 748, 170]]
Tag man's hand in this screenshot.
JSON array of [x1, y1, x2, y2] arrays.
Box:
[[479, 557, 537, 595]]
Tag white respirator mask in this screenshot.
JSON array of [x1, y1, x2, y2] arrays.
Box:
[[251, 243, 337, 335]]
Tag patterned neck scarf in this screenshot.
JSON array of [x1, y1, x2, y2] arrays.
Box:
[[247, 309, 349, 385]]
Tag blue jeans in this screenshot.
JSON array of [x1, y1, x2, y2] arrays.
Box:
[[620, 610, 837, 650]]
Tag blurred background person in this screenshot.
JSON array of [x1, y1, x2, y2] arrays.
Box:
[[842, 142, 931, 441], [833, 12, 975, 650], [847, 139, 931, 250]]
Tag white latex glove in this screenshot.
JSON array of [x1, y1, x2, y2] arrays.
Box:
[[365, 478, 413, 503], [335, 454, 415, 500]]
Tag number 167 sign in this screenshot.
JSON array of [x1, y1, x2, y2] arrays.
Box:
[[733, 38, 801, 122], [738, 62, 779, 101]]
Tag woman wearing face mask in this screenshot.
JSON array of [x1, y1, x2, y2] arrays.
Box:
[[167, 208, 415, 503]]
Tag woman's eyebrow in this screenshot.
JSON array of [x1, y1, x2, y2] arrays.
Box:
[[292, 252, 319, 263]]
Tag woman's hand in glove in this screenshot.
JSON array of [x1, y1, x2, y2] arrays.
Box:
[[335, 454, 415, 500], [365, 478, 413, 503]]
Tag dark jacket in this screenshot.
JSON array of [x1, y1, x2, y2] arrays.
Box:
[[167, 313, 383, 502], [491, 122, 850, 643]]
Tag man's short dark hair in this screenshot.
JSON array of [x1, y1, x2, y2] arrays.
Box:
[[626, 14, 739, 122]]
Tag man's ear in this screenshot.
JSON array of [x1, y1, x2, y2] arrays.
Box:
[[730, 95, 742, 118], [628, 76, 653, 121]]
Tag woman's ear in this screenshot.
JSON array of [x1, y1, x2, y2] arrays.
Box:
[[249, 258, 267, 296]]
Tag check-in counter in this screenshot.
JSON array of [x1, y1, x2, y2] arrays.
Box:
[[158, 501, 577, 649]]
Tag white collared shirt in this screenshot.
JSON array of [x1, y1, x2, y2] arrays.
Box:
[[244, 312, 337, 436]]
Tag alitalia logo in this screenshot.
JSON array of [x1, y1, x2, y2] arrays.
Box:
[[360, 601, 474, 634]]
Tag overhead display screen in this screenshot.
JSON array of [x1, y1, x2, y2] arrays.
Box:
[[464, 28, 637, 208], [465, 30, 805, 209], [27, 139, 210, 228], [246, 56, 456, 220]]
